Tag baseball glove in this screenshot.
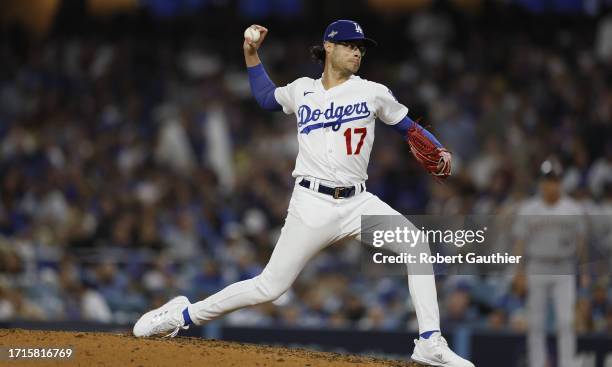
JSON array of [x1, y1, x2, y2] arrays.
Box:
[[407, 123, 452, 179]]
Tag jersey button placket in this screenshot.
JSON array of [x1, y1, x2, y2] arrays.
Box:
[[323, 91, 336, 172]]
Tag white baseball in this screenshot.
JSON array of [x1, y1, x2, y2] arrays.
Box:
[[244, 26, 260, 42]]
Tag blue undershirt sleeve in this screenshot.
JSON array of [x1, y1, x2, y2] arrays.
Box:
[[390, 115, 443, 148], [247, 63, 282, 111]]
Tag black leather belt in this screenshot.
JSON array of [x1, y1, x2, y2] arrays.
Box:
[[299, 179, 364, 199]]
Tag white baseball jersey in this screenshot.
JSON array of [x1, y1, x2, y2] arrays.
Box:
[[274, 74, 408, 185]]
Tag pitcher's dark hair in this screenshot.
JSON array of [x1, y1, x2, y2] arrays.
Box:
[[309, 45, 325, 65]]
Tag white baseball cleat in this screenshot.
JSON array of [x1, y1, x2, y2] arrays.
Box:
[[411, 332, 475, 367], [133, 296, 190, 338]]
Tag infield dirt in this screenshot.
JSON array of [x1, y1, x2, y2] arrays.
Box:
[[0, 329, 428, 367]]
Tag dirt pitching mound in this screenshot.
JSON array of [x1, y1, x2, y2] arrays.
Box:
[[0, 329, 426, 367]]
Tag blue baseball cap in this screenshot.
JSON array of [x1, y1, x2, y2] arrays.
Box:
[[323, 20, 377, 47]]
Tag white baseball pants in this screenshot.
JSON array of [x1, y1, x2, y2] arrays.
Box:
[[187, 180, 441, 334]]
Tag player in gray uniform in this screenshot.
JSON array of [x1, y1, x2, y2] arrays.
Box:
[[513, 159, 587, 367]]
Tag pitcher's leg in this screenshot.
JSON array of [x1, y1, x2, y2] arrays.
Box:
[[343, 193, 474, 366], [383, 234, 440, 334], [188, 212, 334, 324], [343, 193, 440, 333], [407, 274, 440, 333], [554, 275, 576, 367]]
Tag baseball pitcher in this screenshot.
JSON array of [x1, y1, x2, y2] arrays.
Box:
[[134, 20, 472, 367]]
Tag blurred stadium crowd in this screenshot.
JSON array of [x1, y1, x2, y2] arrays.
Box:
[[1, 1, 611, 335]]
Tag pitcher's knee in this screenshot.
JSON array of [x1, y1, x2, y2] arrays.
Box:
[[253, 273, 289, 302]]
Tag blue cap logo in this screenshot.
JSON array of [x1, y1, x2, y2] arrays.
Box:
[[323, 20, 377, 47]]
